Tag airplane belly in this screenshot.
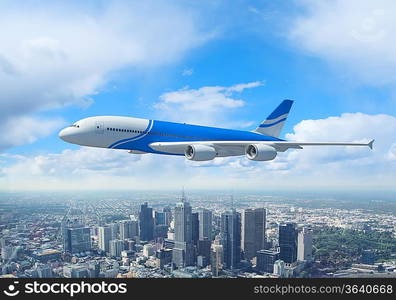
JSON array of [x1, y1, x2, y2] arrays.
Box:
[[148, 142, 186, 155], [216, 145, 245, 157], [149, 142, 245, 157]]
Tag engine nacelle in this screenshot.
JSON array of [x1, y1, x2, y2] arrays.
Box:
[[245, 144, 277, 161], [185, 144, 216, 161]]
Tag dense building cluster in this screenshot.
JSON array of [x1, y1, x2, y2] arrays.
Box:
[[0, 192, 395, 278]]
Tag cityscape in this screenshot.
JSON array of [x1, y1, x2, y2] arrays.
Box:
[[1, 191, 396, 279]]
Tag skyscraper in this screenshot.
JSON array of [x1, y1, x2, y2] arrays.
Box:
[[109, 239, 125, 258], [211, 245, 224, 276], [98, 226, 111, 253], [221, 209, 241, 269], [139, 202, 154, 241], [154, 224, 168, 239], [197, 238, 211, 267], [163, 206, 173, 226], [256, 250, 279, 273], [192, 212, 199, 246], [110, 223, 119, 240], [279, 223, 298, 263], [273, 260, 285, 277], [172, 197, 195, 268], [155, 211, 166, 225], [198, 209, 212, 240], [63, 227, 91, 254], [119, 220, 139, 240], [297, 227, 313, 262], [241, 208, 266, 260]]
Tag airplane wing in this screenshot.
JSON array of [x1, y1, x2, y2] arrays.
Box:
[[149, 139, 374, 154]]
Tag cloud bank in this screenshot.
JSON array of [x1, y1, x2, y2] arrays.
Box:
[[155, 81, 264, 126], [0, 1, 211, 150], [289, 0, 396, 86]]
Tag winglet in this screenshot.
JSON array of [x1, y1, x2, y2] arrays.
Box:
[[368, 139, 374, 150]]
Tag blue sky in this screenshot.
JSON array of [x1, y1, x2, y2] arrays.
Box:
[[0, 0, 395, 191]]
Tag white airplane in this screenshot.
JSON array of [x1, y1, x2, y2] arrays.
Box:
[[59, 100, 374, 161]]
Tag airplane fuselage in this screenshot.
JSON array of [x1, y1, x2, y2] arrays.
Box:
[[59, 100, 373, 161], [59, 116, 282, 157]]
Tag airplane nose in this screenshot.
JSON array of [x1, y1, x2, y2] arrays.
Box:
[[59, 127, 74, 143]]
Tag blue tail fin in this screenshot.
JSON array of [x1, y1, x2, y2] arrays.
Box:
[[254, 99, 293, 137]]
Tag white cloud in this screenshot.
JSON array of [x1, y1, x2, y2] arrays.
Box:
[[386, 144, 396, 161], [154, 81, 264, 126], [0, 147, 205, 190], [284, 113, 395, 168], [289, 0, 396, 85], [0, 116, 65, 150], [0, 1, 212, 149]]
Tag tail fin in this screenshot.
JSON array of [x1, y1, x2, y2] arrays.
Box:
[[254, 99, 293, 137]]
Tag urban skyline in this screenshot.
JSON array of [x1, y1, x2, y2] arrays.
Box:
[[1, 190, 395, 278]]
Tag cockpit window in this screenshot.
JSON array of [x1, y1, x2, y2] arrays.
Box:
[[70, 124, 80, 128]]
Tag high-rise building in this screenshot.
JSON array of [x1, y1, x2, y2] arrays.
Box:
[[279, 223, 298, 263], [109, 239, 125, 258], [154, 224, 169, 239], [241, 208, 266, 261], [221, 209, 241, 269], [211, 242, 224, 277], [164, 238, 175, 249], [143, 244, 155, 257], [110, 223, 119, 240], [273, 259, 285, 277], [197, 238, 211, 266], [63, 227, 91, 254], [192, 212, 199, 246], [155, 211, 166, 225], [163, 206, 173, 226], [256, 250, 279, 273], [198, 209, 212, 240], [125, 239, 136, 251], [172, 197, 195, 268], [120, 220, 139, 240], [139, 202, 154, 241], [156, 248, 173, 269], [1, 245, 14, 261], [297, 227, 313, 262], [98, 226, 111, 253]]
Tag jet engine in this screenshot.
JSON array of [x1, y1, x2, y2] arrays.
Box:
[[185, 144, 216, 161], [245, 144, 277, 161]]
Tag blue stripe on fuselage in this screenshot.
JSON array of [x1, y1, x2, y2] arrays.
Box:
[[112, 120, 282, 154], [108, 119, 152, 148]]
